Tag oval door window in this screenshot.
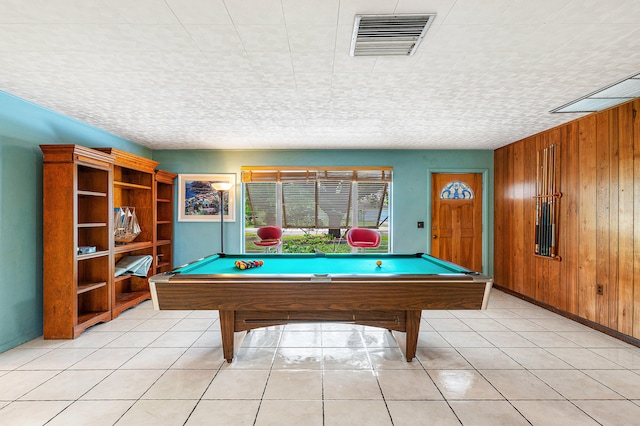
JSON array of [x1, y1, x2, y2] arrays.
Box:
[[440, 181, 474, 199]]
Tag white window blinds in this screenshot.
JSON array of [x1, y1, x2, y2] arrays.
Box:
[[242, 167, 391, 230]]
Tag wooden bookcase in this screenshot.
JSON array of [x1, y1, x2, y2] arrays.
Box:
[[154, 170, 177, 275], [95, 148, 160, 318], [42, 145, 176, 336], [41, 145, 115, 338]]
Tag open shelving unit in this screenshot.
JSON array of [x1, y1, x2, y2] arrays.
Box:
[[41, 145, 115, 338], [154, 170, 178, 274], [41, 145, 176, 338], [95, 148, 159, 318]]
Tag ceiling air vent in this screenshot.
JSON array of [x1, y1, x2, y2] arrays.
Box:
[[350, 14, 436, 57]]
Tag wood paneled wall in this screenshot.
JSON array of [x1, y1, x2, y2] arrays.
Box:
[[494, 99, 640, 340]]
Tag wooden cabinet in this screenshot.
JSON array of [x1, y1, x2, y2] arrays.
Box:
[[41, 145, 176, 338], [95, 148, 159, 318], [154, 170, 177, 274], [41, 145, 115, 338]]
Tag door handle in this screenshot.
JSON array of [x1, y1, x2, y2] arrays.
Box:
[[433, 235, 438, 239]]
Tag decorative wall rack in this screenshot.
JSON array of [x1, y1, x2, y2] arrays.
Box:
[[534, 144, 561, 260]]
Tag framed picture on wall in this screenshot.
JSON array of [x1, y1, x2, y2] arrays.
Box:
[[178, 174, 236, 222]]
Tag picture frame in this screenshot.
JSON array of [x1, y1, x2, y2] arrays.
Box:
[[178, 173, 236, 222]]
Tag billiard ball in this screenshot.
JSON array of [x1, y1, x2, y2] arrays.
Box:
[[376, 260, 382, 267]]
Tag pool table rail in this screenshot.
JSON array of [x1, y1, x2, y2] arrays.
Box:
[[150, 277, 491, 312]]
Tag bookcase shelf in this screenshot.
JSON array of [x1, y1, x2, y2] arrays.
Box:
[[114, 241, 154, 254], [78, 190, 107, 197], [114, 181, 152, 190], [77, 281, 108, 294], [77, 250, 110, 261]]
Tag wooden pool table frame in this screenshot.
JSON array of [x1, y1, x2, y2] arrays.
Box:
[[149, 257, 492, 363]]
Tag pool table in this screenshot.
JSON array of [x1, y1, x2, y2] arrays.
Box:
[[149, 253, 492, 363]]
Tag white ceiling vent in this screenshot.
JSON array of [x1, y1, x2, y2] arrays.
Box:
[[350, 14, 436, 57]]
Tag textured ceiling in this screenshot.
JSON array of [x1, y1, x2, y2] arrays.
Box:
[[1, 0, 639, 150]]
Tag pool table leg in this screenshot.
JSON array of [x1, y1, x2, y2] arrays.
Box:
[[405, 310, 422, 362], [219, 310, 235, 363]]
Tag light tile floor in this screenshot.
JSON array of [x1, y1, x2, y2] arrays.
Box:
[[1, 290, 640, 425]]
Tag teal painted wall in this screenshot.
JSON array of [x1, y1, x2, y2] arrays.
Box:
[[152, 150, 494, 275], [0, 91, 151, 352]]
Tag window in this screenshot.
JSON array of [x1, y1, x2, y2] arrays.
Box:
[[440, 181, 474, 199], [243, 167, 391, 253]]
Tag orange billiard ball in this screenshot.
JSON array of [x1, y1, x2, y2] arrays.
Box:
[[376, 260, 382, 267]]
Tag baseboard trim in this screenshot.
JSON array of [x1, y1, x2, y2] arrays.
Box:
[[493, 285, 640, 349]]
